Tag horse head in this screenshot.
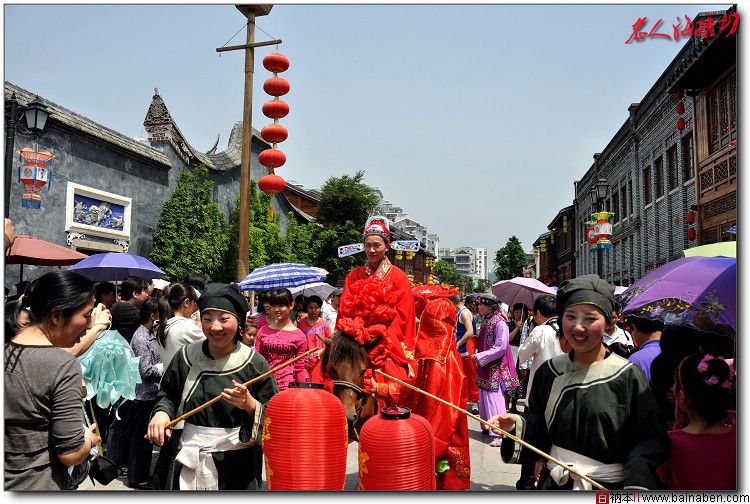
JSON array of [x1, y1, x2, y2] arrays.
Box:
[[321, 332, 377, 441]]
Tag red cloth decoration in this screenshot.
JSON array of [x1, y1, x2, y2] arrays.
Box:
[[262, 99, 290, 119], [262, 52, 290, 73], [263, 384, 348, 490], [263, 76, 290, 96], [261, 123, 289, 144], [358, 407, 436, 490], [676, 102, 685, 115], [677, 118, 686, 131], [258, 148, 287, 169]]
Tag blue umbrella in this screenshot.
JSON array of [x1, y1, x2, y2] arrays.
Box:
[[68, 252, 164, 282], [726, 225, 736, 235], [238, 262, 328, 292]]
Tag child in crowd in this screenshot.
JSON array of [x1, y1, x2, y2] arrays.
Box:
[[241, 320, 258, 348], [657, 353, 736, 490], [296, 295, 332, 374], [254, 288, 309, 391]]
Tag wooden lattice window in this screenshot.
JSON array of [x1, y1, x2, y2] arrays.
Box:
[[655, 157, 664, 199], [667, 146, 678, 191], [708, 71, 737, 153], [643, 165, 652, 204], [682, 135, 694, 180]]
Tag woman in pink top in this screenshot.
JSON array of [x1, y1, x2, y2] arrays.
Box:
[[657, 352, 736, 490], [296, 295, 332, 374], [254, 288, 309, 391]]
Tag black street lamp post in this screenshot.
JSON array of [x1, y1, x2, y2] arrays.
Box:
[[590, 177, 609, 278], [4, 92, 50, 217]]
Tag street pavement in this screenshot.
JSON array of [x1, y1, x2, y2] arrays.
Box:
[[79, 409, 521, 492]]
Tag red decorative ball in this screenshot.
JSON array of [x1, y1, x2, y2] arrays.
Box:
[[358, 407, 435, 490], [263, 383, 347, 490], [258, 173, 286, 195], [676, 102, 685, 115], [258, 148, 286, 169], [677, 118, 686, 131], [688, 228, 697, 241], [261, 123, 289, 144], [262, 99, 290, 119], [676, 89, 685, 100], [264, 76, 290, 97], [263, 52, 290, 73], [686, 211, 696, 225]]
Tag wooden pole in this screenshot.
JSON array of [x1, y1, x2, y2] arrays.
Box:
[[374, 369, 608, 491], [146, 346, 319, 439]]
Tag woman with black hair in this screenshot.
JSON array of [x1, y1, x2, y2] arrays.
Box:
[[4, 270, 102, 490], [156, 282, 203, 368], [656, 352, 735, 490], [147, 284, 277, 490]]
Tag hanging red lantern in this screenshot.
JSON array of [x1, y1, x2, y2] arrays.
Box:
[[263, 52, 290, 73], [258, 173, 286, 221], [676, 89, 685, 100], [358, 407, 435, 490], [18, 148, 53, 209], [261, 123, 289, 144], [676, 102, 685, 115], [677, 118, 686, 131], [263, 76, 290, 97], [686, 211, 696, 225], [263, 383, 347, 490], [262, 99, 290, 119], [688, 228, 697, 241], [258, 148, 286, 169]]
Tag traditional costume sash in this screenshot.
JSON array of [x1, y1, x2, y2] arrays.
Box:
[[547, 444, 625, 490], [363, 257, 393, 280], [176, 423, 256, 490]]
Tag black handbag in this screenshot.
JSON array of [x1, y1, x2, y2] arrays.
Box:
[[88, 453, 118, 486]]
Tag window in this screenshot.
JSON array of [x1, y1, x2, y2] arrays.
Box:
[[655, 157, 664, 199], [682, 135, 694, 181], [628, 179, 633, 215], [707, 71, 736, 153], [643, 165, 652, 205], [612, 189, 619, 222], [621, 179, 628, 217], [667, 146, 678, 191]]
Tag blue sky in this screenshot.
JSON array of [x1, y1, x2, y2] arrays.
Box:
[[4, 3, 732, 259]]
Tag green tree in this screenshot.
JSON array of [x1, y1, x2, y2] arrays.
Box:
[[150, 164, 229, 281], [432, 260, 462, 287], [284, 212, 321, 266], [476, 278, 492, 292], [493, 235, 526, 281]]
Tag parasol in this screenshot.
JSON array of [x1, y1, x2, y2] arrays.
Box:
[[238, 262, 328, 292], [491, 277, 557, 308], [288, 281, 337, 300], [620, 256, 736, 334], [682, 242, 736, 258], [5, 234, 87, 282], [68, 252, 164, 282], [79, 330, 142, 408]]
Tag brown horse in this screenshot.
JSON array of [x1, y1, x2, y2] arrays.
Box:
[[320, 333, 377, 441]]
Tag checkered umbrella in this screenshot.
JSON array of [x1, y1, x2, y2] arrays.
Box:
[[238, 263, 328, 292]]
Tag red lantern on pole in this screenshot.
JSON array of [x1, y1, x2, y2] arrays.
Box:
[[261, 123, 289, 144], [677, 118, 686, 131], [688, 228, 697, 241], [676, 102, 685, 115], [358, 407, 436, 490], [263, 52, 290, 73], [263, 383, 347, 490], [258, 148, 286, 169], [263, 77, 290, 97], [262, 99, 290, 119], [258, 173, 286, 221]]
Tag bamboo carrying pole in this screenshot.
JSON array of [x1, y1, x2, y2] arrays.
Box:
[[146, 347, 321, 439], [374, 369, 607, 491]]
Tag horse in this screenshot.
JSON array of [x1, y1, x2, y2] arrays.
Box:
[[319, 332, 378, 441]]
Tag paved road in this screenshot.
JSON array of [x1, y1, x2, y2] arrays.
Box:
[[80, 412, 521, 492]]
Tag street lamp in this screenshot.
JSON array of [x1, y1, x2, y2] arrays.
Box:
[[590, 178, 609, 278], [5, 93, 50, 217]]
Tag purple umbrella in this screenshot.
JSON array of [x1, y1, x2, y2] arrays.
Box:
[[68, 252, 165, 282], [491, 277, 557, 308], [620, 256, 735, 334]]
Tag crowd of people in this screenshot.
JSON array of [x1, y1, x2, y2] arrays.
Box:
[[2, 215, 737, 491]]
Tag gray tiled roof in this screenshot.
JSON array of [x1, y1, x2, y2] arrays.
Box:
[[5, 81, 171, 168]]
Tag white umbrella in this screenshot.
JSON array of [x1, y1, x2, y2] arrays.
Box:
[[491, 277, 557, 308], [288, 282, 337, 300]]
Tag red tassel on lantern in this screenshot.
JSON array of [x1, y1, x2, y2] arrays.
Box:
[[358, 407, 436, 490], [258, 148, 286, 169], [263, 76, 290, 96], [688, 228, 697, 241], [677, 118, 686, 131], [262, 99, 290, 119], [263, 383, 348, 490], [263, 52, 290, 73], [676, 102, 685, 115]]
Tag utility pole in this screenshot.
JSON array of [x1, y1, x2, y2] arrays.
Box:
[[217, 4, 273, 282]]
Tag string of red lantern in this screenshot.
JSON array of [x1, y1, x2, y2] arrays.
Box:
[[258, 52, 290, 221], [676, 89, 686, 131]]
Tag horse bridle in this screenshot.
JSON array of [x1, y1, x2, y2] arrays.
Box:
[[333, 379, 369, 420]]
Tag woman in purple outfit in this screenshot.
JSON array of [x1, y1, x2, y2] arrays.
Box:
[[471, 293, 519, 447]]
